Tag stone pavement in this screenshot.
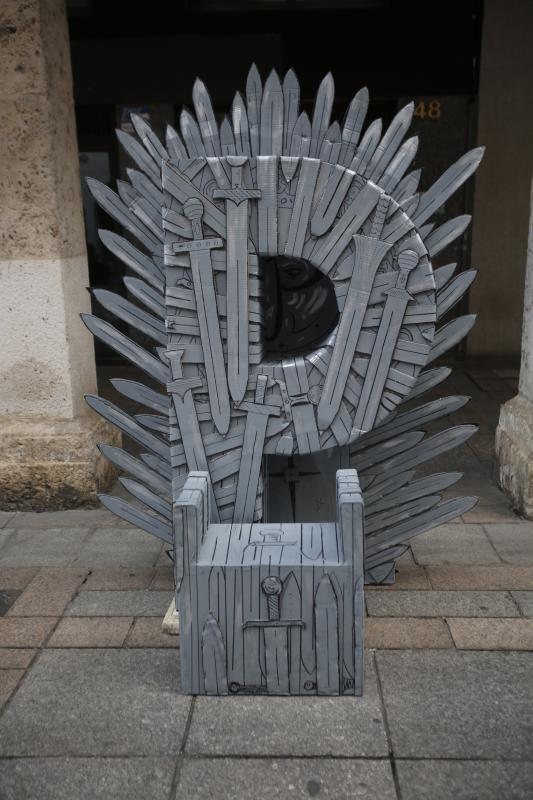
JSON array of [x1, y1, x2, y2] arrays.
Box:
[[1, 362, 533, 799]]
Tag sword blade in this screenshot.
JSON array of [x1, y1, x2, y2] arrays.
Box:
[[226, 201, 250, 403], [233, 412, 269, 523], [189, 248, 231, 434], [317, 235, 392, 430], [353, 291, 411, 433], [263, 627, 289, 694]]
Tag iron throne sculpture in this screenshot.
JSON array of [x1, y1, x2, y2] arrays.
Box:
[[83, 66, 482, 693]]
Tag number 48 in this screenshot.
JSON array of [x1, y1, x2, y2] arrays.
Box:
[[414, 100, 441, 120]]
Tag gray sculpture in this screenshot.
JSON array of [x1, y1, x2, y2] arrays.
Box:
[[83, 65, 483, 694]]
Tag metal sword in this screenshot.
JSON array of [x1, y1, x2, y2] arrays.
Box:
[[353, 249, 419, 434], [213, 156, 262, 404], [243, 575, 304, 695], [172, 198, 231, 435], [317, 194, 392, 431], [232, 374, 281, 524], [166, 349, 220, 523]]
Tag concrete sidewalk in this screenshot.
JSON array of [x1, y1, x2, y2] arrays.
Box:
[[1, 363, 533, 798], [0, 499, 532, 799]]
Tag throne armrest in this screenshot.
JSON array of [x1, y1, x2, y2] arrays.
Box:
[[173, 471, 211, 591], [336, 469, 364, 569]]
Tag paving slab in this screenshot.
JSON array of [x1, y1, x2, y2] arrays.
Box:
[[376, 650, 533, 758], [175, 757, 396, 799], [83, 567, 155, 591], [186, 655, 388, 757], [150, 566, 174, 591], [125, 618, 179, 648], [0, 757, 175, 800], [0, 617, 57, 648], [0, 513, 15, 529], [0, 649, 190, 756], [0, 529, 90, 567], [0, 590, 20, 615], [0, 530, 14, 553], [462, 504, 521, 523], [72, 528, 162, 568], [410, 524, 500, 565], [396, 759, 533, 800], [366, 590, 518, 618], [448, 618, 533, 650], [8, 509, 130, 529], [0, 649, 36, 669], [511, 591, 533, 616], [0, 669, 24, 709], [7, 590, 77, 617], [65, 590, 171, 617], [0, 568, 38, 590], [47, 617, 133, 648], [365, 617, 452, 649], [484, 523, 533, 564], [426, 565, 533, 590]]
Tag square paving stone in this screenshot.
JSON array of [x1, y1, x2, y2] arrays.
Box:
[[448, 618, 533, 650], [65, 591, 171, 617], [0, 757, 175, 800], [396, 759, 533, 800], [186, 655, 388, 757], [462, 505, 521, 523], [409, 524, 500, 565], [366, 590, 518, 618], [0, 512, 14, 528], [512, 591, 533, 616], [0, 529, 90, 567], [175, 757, 396, 799], [73, 528, 162, 567], [376, 650, 533, 758], [484, 523, 533, 564], [0, 649, 190, 756], [46, 618, 133, 648]]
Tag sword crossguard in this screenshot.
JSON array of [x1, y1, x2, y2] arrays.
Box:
[[213, 156, 261, 205], [167, 375, 204, 398]]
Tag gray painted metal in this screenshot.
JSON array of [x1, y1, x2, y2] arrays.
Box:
[[83, 67, 483, 644], [176, 469, 364, 695]]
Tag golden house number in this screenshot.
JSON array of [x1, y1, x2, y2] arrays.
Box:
[[414, 100, 441, 120]]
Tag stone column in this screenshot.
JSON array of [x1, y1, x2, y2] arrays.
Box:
[[496, 181, 533, 516], [0, 0, 118, 509], [468, 0, 533, 357]]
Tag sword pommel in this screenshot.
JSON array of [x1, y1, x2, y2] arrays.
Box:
[[396, 249, 419, 289]]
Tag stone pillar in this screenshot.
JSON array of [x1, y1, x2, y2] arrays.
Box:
[[468, 0, 533, 357], [0, 0, 118, 509], [496, 181, 533, 516]]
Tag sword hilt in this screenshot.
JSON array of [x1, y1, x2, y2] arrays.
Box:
[[396, 249, 419, 289], [227, 155, 247, 188], [262, 576, 283, 621], [183, 197, 205, 240], [370, 194, 390, 238]]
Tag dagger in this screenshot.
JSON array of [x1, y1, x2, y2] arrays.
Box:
[[317, 194, 392, 431], [353, 249, 419, 434], [166, 349, 220, 524], [213, 156, 262, 404], [172, 198, 231, 435]]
